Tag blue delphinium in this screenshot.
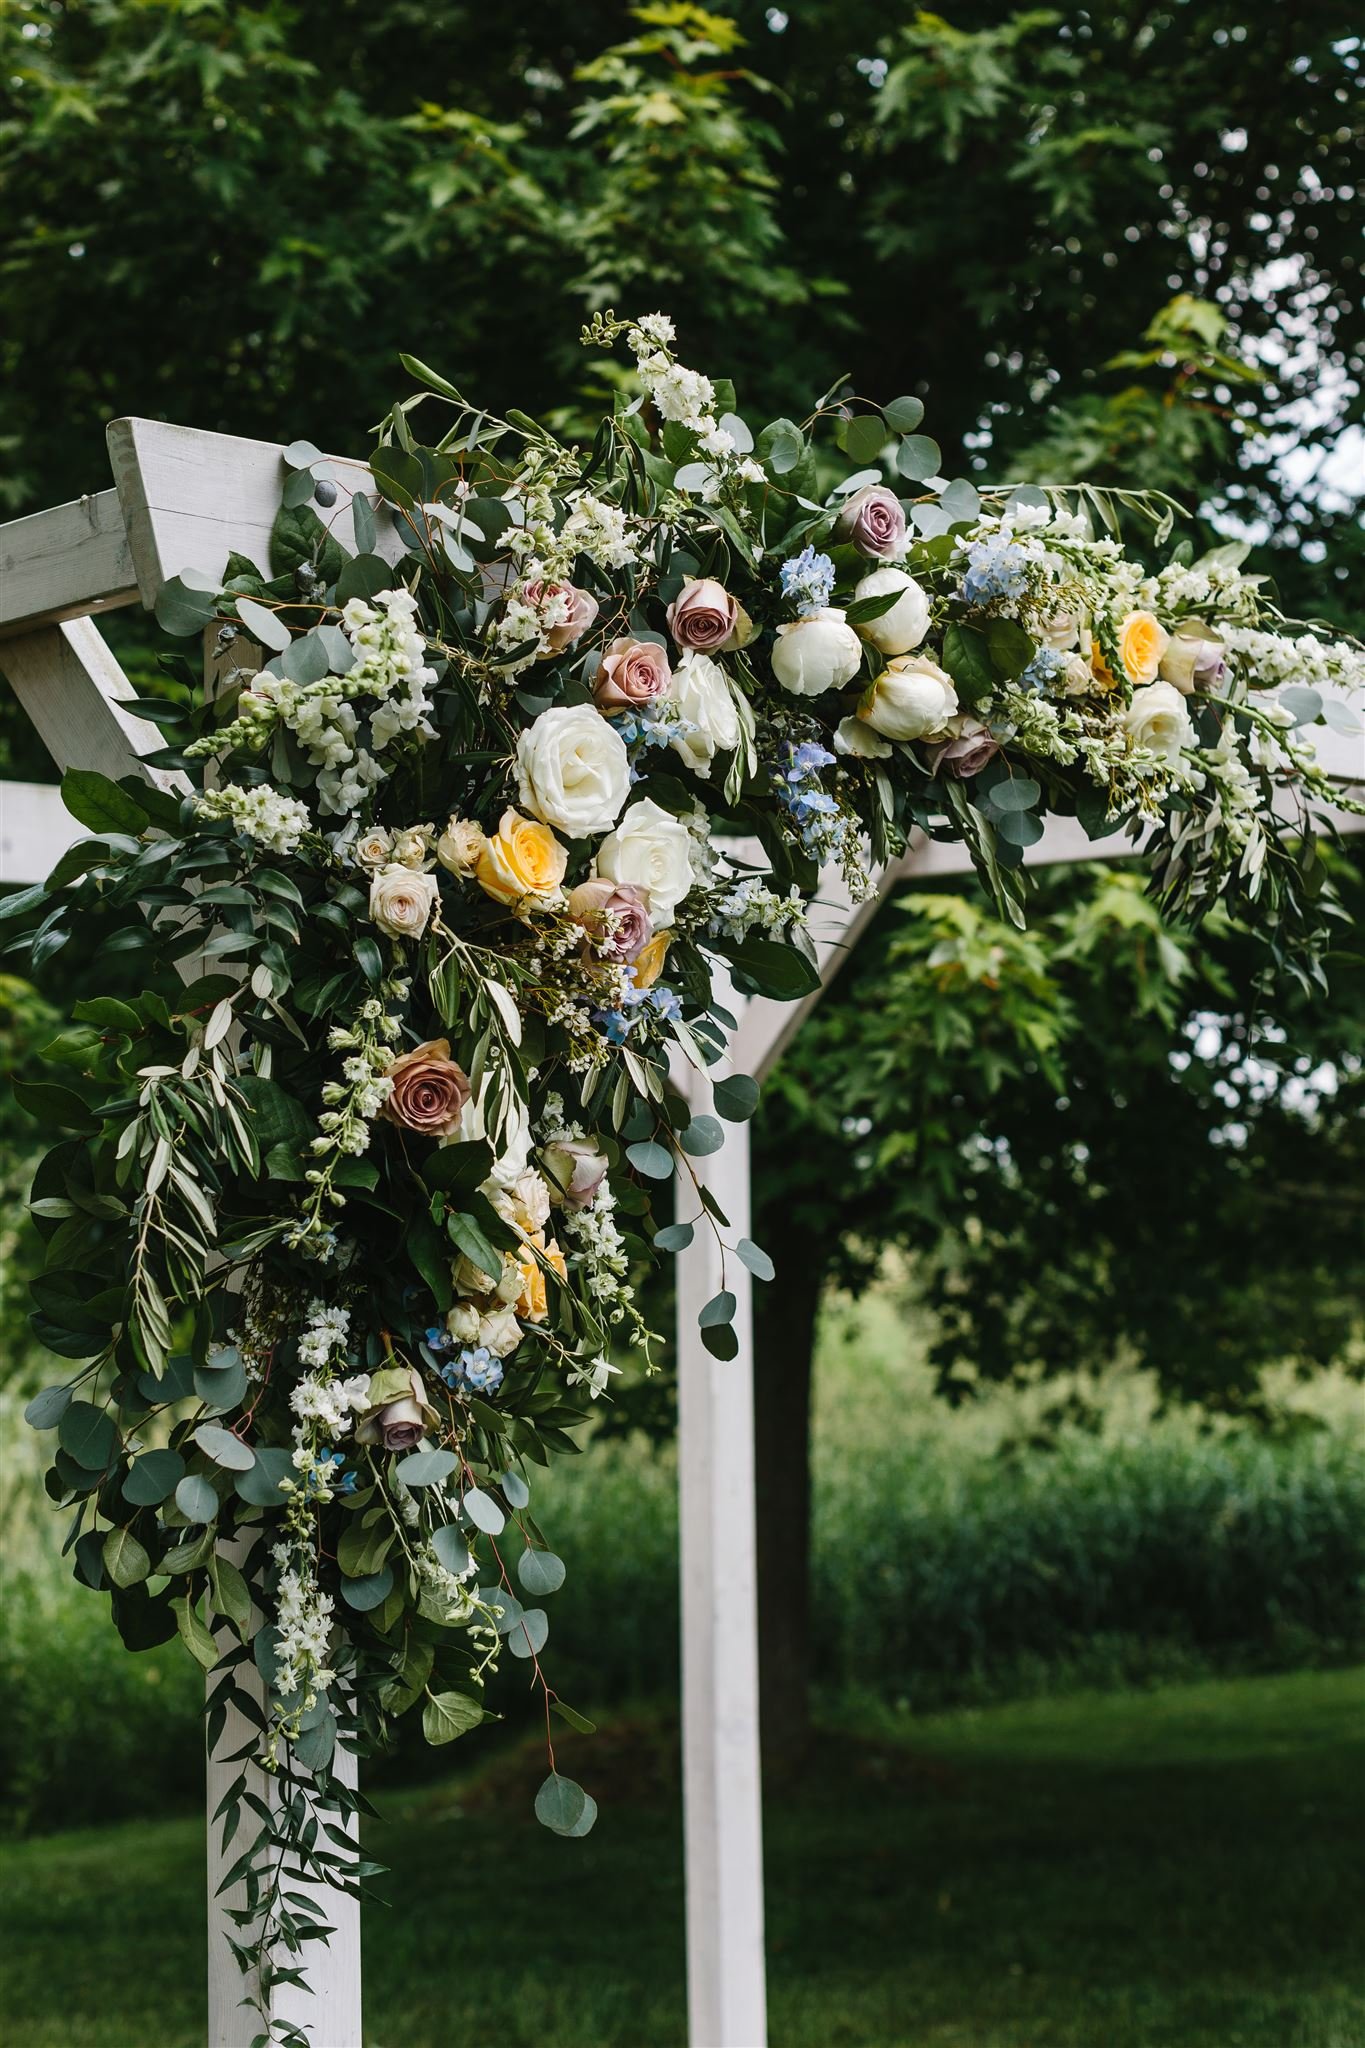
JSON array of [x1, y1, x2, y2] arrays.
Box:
[[1020, 646, 1069, 691], [780, 547, 836, 617], [961, 531, 1029, 607], [439, 1345, 504, 1396], [772, 738, 847, 861]]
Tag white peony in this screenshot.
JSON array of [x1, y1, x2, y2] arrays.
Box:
[[852, 567, 931, 657], [667, 653, 742, 778], [594, 797, 695, 927], [1124, 681, 1194, 761], [514, 704, 630, 837], [770, 608, 864, 697], [859, 656, 959, 741]]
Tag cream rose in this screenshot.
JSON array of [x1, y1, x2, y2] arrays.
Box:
[[354, 826, 393, 868], [368, 864, 439, 940], [1124, 681, 1194, 761], [514, 704, 630, 837], [477, 1307, 523, 1359], [667, 652, 742, 777], [476, 809, 567, 911], [390, 826, 435, 870], [436, 817, 487, 877], [853, 567, 931, 656], [1118, 610, 1170, 687], [594, 797, 694, 927], [1159, 624, 1226, 696], [859, 656, 958, 741], [542, 1137, 610, 1210], [771, 608, 864, 697]]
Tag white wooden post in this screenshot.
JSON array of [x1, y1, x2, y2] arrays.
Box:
[[675, 1052, 768, 2048]]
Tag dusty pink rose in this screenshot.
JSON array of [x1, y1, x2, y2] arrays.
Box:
[[380, 1038, 471, 1139], [837, 485, 908, 561], [566, 878, 654, 963], [931, 716, 1001, 780], [355, 1366, 439, 1452], [523, 579, 599, 654], [594, 637, 672, 711], [666, 577, 740, 653]]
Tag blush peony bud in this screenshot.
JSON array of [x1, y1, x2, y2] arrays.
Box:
[[853, 566, 931, 656], [859, 656, 958, 741], [770, 609, 864, 697]]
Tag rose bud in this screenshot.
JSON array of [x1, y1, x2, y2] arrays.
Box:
[[542, 1137, 610, 1210], [1159, 623, 1226, 696], [354, 1365, 439, 1451], [930, 715, 1001, 779]]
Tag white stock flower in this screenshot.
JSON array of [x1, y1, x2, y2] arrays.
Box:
[[515, 704, 630, 837], [770, 608, 864, 697], [667, 652, 741, 778], [594, 797, 695, 926], [852, 567, 931, 657], [1124, 681, 1194, 761], [860, 657, 959, 741]]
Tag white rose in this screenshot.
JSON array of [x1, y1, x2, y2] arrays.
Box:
[[770, 608, 864, 697], [354, 826, 393, 868], [1124, 681, 1194, 761], [368, 863, 439, 939], [436, 817, 486, 876], [478, 1307, 523, 1359], [391, 826, 434, 870], [852, 567, 931, 657], [514, 704, 630, 837], [860, 656, 959, 741], [667, 652, 741, 778], [1040, 610, 1081, 651], [594, 797, 694, 927]]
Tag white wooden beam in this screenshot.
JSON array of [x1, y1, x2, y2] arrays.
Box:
[[0, 488, 138, 640], [0, 780, 83, 884], [0, 615, 185, 795], [107, 417, 402, 602], [674, 1050, 768, 2048]]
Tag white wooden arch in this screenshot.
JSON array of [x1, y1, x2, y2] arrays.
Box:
[[2, 426, 1361, 2048]]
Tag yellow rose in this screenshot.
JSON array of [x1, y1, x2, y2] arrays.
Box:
[[1089, 639, 1118, 692], [1117, 610, 1170, 688], [630, 932, 671, 991], [514, 1233, 566, 1322], [476, 808, 567, 911]]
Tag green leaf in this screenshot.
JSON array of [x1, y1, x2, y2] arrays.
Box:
[[336, 553, 394, 604], [626, 1140, 673, 1181], [154, 573, 220, 637], [517, 1548, 566, 1596], [208, 1554, 253, 1635], [12, 1079, 99, 1133], [940, 623, 997, 703], [446, 1210, 502, 1287], [172, 1595, 219, 1670], [726, 937, 821, 1002], [339, 1566, 395, 1611], [549, 1700, 597, 1736], [175, 1472, 220, 1524], [462, 1487, 505, 1535], [754, 418, 805, 477], [58, 1401, 116, 1471], [24, 1384, 71, 1430], [699, 1290, 736, 1329], [354, 935, 384, 983], [351, 493, 378, 553], [269, 501, 344, 583], [736, 1238, 775, 1282], [535, 1772, 597, 1838], [194, 1424, 255, 1472], [507, 1607, 549, 1659], [840, 413, 888, 466], [423, 1690, 484, 1745], [986, 618, 1036, 681], [996, 808, 1045, 849], [431, 1524, 470, 1576], [337, 1519, 395, 1578], [234, 1446, 294, 1508], [395, 1448, 458, 1488], [653, 1221, 694, 1252], [103, 1525, 151, 1588], [61, 770, 150, 837], [884, 396, 925, 433], [896, 435, 942, 481], [679, 1115, 724, 1157], [122, 1448, 186, 1506], [701, 1323, 740, 1361]]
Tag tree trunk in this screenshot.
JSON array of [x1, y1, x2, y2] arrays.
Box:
[[752, 1221, 825, 1769]]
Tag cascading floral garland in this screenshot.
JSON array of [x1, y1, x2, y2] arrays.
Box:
[[9, 310, 1361, 2039]]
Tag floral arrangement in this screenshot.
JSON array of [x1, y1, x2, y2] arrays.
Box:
[[9, 310, 1360, 2039]]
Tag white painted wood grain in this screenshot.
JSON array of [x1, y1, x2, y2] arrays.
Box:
[[0, 488, 138, 639], [0, 616, 186, 795], [674, 1049, 769, 2048], [0, 779, 83, 883]]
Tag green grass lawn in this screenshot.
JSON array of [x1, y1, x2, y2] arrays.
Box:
[[1, 1665, 1362, 2048]]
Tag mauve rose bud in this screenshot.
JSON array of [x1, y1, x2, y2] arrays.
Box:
[[931, 715, 1001, 779], [379, 1404, 425, 1452], [594, 637, 672, 711], [666, 577, 740, 652], [837, 485, 908, 561], [380, 1039, 472, 1140], [566, 878, 654, 962], [1159, 624, 1226, 696]]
